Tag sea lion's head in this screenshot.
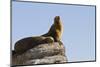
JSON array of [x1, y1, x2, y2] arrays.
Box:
[[54, 16, 61, 24]]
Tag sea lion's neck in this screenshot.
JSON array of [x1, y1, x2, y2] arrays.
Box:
[[54, 21, 63, 31]]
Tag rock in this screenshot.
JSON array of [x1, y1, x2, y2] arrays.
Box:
[[12, 42, 67, 66]]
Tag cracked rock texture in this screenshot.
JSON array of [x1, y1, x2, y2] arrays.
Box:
[[12, 42, 67, 66]]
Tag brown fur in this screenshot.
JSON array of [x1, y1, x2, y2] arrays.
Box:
[[14, 36, 54, 55], [42, 16, 63, 42]]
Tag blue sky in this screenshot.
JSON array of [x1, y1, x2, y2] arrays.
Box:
[[12, 1, 96, 62]]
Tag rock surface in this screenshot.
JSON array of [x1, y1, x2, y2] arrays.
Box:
[[12, 42, 67, 66]]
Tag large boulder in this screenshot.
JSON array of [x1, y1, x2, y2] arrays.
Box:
[[12, 42, 67, 66]]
